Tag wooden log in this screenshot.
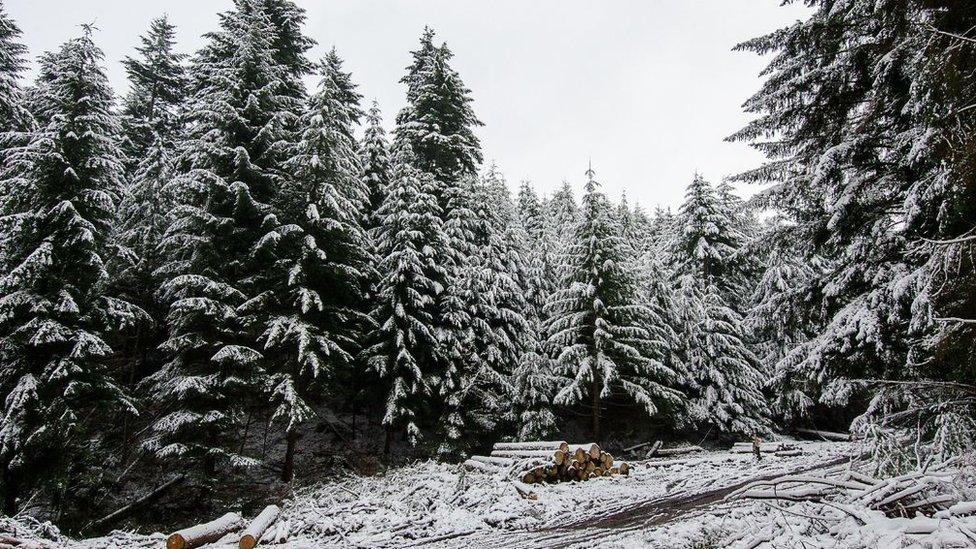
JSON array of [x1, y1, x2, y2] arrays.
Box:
[[618, 462, 630, 476], [795, 428, 851, 442], [0, 535, 50, 549], [642, 440, 664, 458], [520, 471, 536, 484], [553, 450, 566, 466], [239, 505, 280, 549], [463, 459, 500, 473], [167, 512, 244, 549], [569, 443, 601, 460], [469, 455, 515, 467], [573, 447, 587, 463], [490, 449, 563, 461], [775, 449, 803, 457], [610, 466, 620, 474], [622, 440, 655, 453], [655, 445, 703, 457], [494, 441, 569, 453], [731, 442, 792, 453], [90, 474, 186, 531]]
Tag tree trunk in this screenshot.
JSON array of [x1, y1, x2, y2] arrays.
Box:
[[591, 377, 602, 442], [2, 468, 18, 516], [383, 425, 395, 460], [281, 431, 298, 483]]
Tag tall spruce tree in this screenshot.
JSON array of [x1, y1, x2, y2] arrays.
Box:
[[0, 0, 30, 145], [266, 51, 370, 480], [395, 28, 482, 190], [673, 175, 770, 434], [360, 100, 392, 236], [365, 144, 448, 455], [147, 0, 308, 474], [729, 0, 922, 410], [547, 167, 680, 441], [119, 15, 187, 169], [0, 29, 139, 515], [112, 16, 188, 387]]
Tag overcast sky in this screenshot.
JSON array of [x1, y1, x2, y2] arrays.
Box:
[[6, 0, 810, 209]]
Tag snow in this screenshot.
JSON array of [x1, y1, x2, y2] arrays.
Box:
[[6, 442, 974, 548]]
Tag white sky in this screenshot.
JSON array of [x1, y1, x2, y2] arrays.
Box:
[[6, 0, 810, 210]]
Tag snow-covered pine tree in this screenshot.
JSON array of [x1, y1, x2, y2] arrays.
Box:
[[119, 15, 187, 170], [672, 174, 771, 434], [365, 143, 448, 455], [0, 0, 30, 148], [547, 166, 680, 441], [513, 181, 559, 440], [0, 29, 140, 515], [676, 274, 770, 435], [147, 0, 309, 474], [729, 0, 923, 409], [746, 218, 819, 421], [672, 174, 745, 305], [265, 50, 370, 481], [437, 169, 533, 456], [360, 100, 392, 236], [111, 16, 189, 385], [395, 28, 483, 192]]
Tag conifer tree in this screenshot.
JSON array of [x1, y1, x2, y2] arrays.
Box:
[[266, 51, 369, 480], [677, 275, 770, 434], [673, 175, 770, 434], [0, 1, 30, 145], [0, 29, 139, 515], [395, 28, 482, 189], [365, 144, 448, 455], [112, 16, 188, 384], [729, 0, 922, 406], [437, 170, 531, 456], [147, 0, 308, 473], [547, 167, 680, 441], [360, 100, 392, 235], [119, 15, 187, 168]]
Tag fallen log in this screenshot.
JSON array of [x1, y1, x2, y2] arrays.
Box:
[[655, 445, 703, 457], [0, 535, 50, 549], [796, 428, 851, 442], [644, 440, 663, 458], [239, 505, 280, 549], [463, 459, 499, 473], [167, 512, 244, 549], [623, 440, 656, 453], [494, 441, 569, 453], [775, 449, 803, 457], [90, 474, 186, 531]]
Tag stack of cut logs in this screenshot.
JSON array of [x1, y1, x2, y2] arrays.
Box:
[[464, 441, 630, 484]]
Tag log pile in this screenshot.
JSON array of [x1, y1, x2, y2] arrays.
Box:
[[165, 505, 287, 549], [463, 441, 631, 485]]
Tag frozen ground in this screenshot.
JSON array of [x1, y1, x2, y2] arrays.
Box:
[[4, 440, 973, 548]]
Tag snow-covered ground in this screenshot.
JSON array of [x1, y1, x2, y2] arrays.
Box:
[[5, 441, 974, 548]]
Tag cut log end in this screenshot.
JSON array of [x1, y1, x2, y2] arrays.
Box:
[[239, 534, 258, 549]]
